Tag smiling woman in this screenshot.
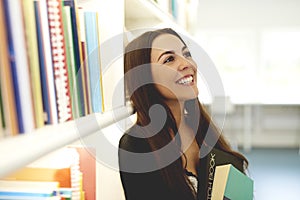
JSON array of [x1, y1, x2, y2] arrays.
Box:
[[151, 33, 199, 101], [118, 28, 248, 200]]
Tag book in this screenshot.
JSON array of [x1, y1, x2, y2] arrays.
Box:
[[211, 164, 253, 200], [0, 0, 19, 136], [75, 147, 96, 200], [34, 0, 58, 125], [0, 180, 60, 199], [62, 5, 81, 119], [78, 7, 92, 114], [197, 147, 245, 200], [63, 0, 86, 117], [46, 0, 73, 123], [4, 147, 85, 200], [3, 0, 35, 133], [0, 87, 4, 137], [21, 0, 45, 129], [84, 11, 104, 113]]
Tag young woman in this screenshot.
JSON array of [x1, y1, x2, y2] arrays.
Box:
[[118, 28, 248, 200]]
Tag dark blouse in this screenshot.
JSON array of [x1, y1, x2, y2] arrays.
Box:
[[118, 131, 197, 200]]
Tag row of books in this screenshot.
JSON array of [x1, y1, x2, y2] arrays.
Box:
[[0, 0, 104, 137], [0, 146, 95, 200]]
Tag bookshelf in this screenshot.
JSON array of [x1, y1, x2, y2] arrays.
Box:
[[0, 0, 193, 199]]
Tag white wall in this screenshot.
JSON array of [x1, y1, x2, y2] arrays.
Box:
[[197, 0, 300, 29]]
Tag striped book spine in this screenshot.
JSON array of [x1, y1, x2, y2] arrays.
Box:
[[46, 0, 72, 122]]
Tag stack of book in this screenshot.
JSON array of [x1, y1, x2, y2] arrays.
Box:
[[0, 146, 96, 200]]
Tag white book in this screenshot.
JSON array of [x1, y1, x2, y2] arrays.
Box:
[[6, 0, 35, 133], [38, 0, 59, 124], [0, 180, 59, 199]]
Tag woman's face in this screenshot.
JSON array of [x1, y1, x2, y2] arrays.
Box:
[[151, 34, 198, 101]]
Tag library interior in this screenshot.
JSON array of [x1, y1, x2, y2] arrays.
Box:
[[0, 0, 299, 199]]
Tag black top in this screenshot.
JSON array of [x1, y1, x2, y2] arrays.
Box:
[[118, 131, 195, 200], [118, 128, 244, 200]]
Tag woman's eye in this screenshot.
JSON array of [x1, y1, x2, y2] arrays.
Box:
[[163, 56, 175, 64], [183, 51, 191, 58]]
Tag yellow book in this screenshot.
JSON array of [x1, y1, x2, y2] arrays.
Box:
[[21, 0, 45, 128], [5, 167, 71, 188], [0, 0, 19, 136]]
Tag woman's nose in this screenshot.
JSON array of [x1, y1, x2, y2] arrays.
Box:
[[178, 56, 192, 71]]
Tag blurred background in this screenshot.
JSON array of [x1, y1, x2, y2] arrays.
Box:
[[192, 0, 300, 199], [129, 0, 300, 199]]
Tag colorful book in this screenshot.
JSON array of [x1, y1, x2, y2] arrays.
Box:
[[3, 0, 35, 133], [63, 0, 86, 116], [4, 147, 84, 200], [62, 5, 81, 119], [46, 0, 72, 122], [21, 0, 45, 129], [84, 11, 104, 113], [78, 7, 92, 114], [34, 0, 58, 125], [197, 147, 245, 200], [0, 0, 19, 136], [211, 164, 254, 200], [0, 180, 60, 199]]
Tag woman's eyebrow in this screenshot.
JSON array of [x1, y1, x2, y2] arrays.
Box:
[[157, 50, 174, 61]]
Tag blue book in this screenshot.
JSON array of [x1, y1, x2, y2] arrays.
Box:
[[34, 1, 52, 125], [0, 180, 59, 200], [84, 12, 103, 113], [2, 0, 24, 133]]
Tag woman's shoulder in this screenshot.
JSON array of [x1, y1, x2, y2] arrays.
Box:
[[119, 125, 152, 153]]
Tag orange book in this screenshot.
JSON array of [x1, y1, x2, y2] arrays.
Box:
[[75, 147, 96, 200], [5, 167, 71, 188]]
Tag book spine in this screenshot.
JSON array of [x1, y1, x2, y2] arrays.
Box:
[[4, 0, 35, 133], [21, 0, 45, 128], [62, 5, 81, 119], [35, 0, 59, 124], [0, 0, 19, 136], [46, 0, 72, 122], [78, 7, 92, 114], [84, 11, 103, 113], [63, 0, 86, 116]]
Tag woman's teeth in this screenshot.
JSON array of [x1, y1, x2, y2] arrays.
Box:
[[177, 76, 193, 85]]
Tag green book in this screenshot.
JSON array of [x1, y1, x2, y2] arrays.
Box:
[[198, 147, 245, 199], [211, 164, 254, 200]]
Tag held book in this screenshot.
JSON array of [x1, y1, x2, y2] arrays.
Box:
[[211, 164, 253, 200], [197, 147, 245, 200]]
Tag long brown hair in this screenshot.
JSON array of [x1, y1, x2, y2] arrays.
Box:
[[124, 28, 248, 199]]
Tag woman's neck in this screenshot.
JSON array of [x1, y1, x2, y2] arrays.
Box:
[[165, 99, 186, 127]]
